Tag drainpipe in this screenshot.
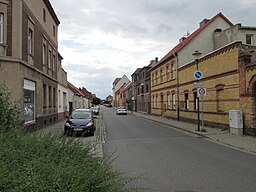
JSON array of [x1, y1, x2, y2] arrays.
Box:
[[174, 53, 180, 121]]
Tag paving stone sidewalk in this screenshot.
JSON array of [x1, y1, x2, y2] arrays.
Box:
[[34, 113, 106, 158], [132, 111, 256, 155]]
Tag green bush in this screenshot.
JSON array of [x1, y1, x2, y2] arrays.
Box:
[[0, 133, 141, 191], [0, 83, 22, 132], [0, 84, 144, 191]]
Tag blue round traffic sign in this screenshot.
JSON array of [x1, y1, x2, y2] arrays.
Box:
[[194, 70, 203, 80]]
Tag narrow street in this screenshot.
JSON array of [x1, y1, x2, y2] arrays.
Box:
[[102, 107, 256, 192]]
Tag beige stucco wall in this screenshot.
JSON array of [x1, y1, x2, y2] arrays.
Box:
[[23, 0, 58, 46]]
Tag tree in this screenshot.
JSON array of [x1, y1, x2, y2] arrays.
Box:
[[92, 97, 101, 105]]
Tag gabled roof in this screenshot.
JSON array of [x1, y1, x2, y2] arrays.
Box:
[[131, 68, 142, 76], [157, 12, 233, 66], [68, 82, 85, 97]]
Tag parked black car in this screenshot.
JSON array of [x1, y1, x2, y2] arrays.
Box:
[[64, 109, 96, 136]]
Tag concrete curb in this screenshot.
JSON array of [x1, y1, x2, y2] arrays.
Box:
[[131, 112, 256, 156]]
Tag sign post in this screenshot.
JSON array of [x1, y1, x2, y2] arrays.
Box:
[[197, 87, 207, 132]]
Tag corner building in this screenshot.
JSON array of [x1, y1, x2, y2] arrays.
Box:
[[150, 12, 256, 135], [0, 0, 61, 130]]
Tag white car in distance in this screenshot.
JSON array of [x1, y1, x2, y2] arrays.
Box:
[[116, 106, 127, 115]]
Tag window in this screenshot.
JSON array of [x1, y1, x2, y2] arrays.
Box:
[[43, 84, 47, 107], [185, 93, 189, 110], [155, 71, 158, 85], [152, 96, 154, 108], [63, 92, 67, 111], [58, 90, 61, 107], [53, 25, 56, 37], [24, 80, 35, 123], [216, 89, 224, 112], [0, 13, 3, 44], [152, 73, 154, 86], [48, 50, 51, 69], [49, 86, 52, 107], [146, 84, 149, 93], [52, 54, 56, 71], [167, 94, 171, 109], [28, 28, 33, 54], [160, 68, 163, 83], [171, 63, 175, 80], [42, 44, 46, 65], [166, 64, 170, 81], [193, 92, 197, 110], [172, 92, 176, 109], [53, 88, 56, 107], [43, 9, 46, 22], [246, 34, 253, 45], [156, 96, 158, 108]]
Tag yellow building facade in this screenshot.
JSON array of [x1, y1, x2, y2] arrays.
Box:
[[150, 42, 256, 134]]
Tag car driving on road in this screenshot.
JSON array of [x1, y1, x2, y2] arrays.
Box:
[[64, 109, 96, 136], [116, 106, 127, 115]]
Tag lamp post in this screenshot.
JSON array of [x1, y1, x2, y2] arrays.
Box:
[[192, 50, 202, 131]]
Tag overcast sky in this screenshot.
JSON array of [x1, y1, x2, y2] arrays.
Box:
[[50, 0, 256, 99]]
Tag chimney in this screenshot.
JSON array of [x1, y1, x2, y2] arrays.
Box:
[[155, 57, 158, 63], [200, 19, 210, 28], [179, 36, 187, 43]]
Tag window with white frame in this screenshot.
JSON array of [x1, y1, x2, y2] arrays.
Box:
[[171, 63, 175, 80], [166, 64, 170, 81], [172, 92, 176, 109], [42, 44, 46, 65], [0, 13, 3, 44], [185, 93, 189, 110], [167, 94, 171, 109], [24, 79, 35, 123]]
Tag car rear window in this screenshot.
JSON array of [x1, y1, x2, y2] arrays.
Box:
[[71, 111, 91, 119]]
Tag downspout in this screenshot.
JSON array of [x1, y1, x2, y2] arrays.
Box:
[[174, 53, 180, 121]]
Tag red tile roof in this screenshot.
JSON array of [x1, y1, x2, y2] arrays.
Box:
[[68, 82, 85, 97], [157, 12, 233, 66]]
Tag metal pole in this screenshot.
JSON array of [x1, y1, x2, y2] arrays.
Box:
[[196, 60, 200, 131], [201, 97, 205, 132]]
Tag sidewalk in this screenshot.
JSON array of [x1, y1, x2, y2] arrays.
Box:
[[131, 111, 256, 155]]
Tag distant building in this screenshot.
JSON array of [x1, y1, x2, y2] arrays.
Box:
[[112, 75, 130, 107], [131, 58, 158, 114]]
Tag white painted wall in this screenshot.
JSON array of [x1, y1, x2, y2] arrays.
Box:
[[58, 84, 68, 113]]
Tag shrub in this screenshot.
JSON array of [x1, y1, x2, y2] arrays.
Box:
[[0, 83, 22, 132], [0, 133, 143, 191], [0, 84, 143, 191]]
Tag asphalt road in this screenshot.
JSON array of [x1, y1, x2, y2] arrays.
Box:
[[102, 107, 256, 192]]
